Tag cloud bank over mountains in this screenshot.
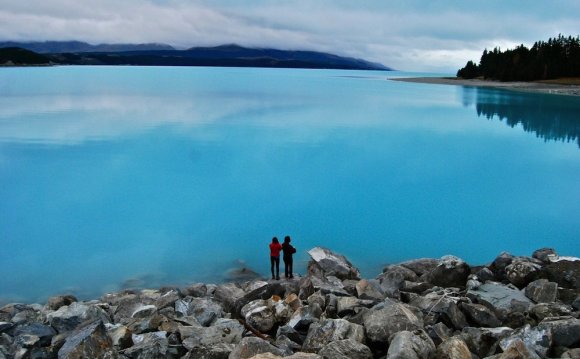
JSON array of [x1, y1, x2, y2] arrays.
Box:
[[0, 0, 578, 72]]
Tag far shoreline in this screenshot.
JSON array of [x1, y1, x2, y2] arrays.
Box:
[[391, 77, 580, 97]]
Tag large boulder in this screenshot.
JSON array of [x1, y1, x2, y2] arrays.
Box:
[[496, 338, 542, 359], [57, 321, 117, 359], [336, 297, 375, 317], [13, 323, 56, 347], [466, 282, 533, 320], [180, 318, 244, 350], [286, 305, 321, 331], [318, 339, 372, 359], [489, 252, 514, 281], [229, 337, 285, 359], [241, 299, 276, 333], [307, 247, 361, 280], [537, 317, 580, 348], [182, 343, 235, 359], [47, 302, 111, 333], [214, 283, 246, 313], [233, 282, 293, 317], [175, 297, 225, 326], [459, 327, 513, 358], [525, 279, 558, 303], [435, 337, 472, 359], [363, 299, 424, 345], [355, 279, 385, 301], [386, 330, 436, 359], [410, 291, 468, 330], [530, 302, 573, 322], [46, 295, 78, 311], [424, 256, 471, 288], [302, 318, 364, 353], [123, 331, 168, 359], [505, 260, 541, 288], [459, 302, 501, 328], [532, 248, 557, 263], [541, 260, 580, 289], [499, 324, 551, 358], [398, 258, 440, 277]]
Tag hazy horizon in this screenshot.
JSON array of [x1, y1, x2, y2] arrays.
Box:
[[1, 1, 579, 72]]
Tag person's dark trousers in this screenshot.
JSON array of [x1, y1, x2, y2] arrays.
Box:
[[283, 256, 293, 278], [271, 256, 280, 279]]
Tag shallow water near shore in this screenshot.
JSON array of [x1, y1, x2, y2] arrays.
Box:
[[1, 66, 579, 304]]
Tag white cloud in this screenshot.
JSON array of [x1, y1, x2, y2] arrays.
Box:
[[0, 0, 578, 71]]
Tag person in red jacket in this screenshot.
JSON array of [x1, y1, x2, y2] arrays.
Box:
[[269, 237, 282, 280]]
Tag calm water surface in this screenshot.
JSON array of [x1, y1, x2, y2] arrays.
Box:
[[1, 66, 579, 303]]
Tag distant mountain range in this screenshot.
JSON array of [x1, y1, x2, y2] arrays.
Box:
[[0, 41, 391, 71]]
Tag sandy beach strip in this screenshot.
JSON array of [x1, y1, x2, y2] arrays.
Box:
[[391, 77, 580, 97]]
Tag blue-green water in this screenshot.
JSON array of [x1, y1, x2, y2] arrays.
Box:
[[1, 66, 579, 304]]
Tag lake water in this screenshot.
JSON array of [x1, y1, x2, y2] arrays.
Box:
[[1, 66, 579, 304]]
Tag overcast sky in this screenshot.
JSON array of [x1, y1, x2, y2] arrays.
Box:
[[1, 0, 578, 72]]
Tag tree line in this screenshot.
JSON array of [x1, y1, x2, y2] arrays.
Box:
[[457, 34, 580, 81]]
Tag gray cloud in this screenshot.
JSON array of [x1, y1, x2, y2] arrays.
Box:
[[0, 0, 578, 71]]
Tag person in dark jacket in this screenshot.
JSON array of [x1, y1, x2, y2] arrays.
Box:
[[269, 237, 282, 280], [281, 235, 296, 279]]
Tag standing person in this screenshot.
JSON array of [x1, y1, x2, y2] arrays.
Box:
[[282, 236, 296, 279], [269, 237, 282, 280]]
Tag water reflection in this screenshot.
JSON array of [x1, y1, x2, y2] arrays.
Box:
[[467, 87, 580, 148]]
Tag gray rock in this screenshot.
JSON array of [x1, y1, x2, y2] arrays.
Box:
[[530, 302, 573, 321], [183, 343, 235, 359], [499, 324, 551, 358], [180, 318, 244, 349], [47, 302, 111, 333], [399, 258, 440, 277], [58, 321, 117, 359], [214, 283, 246, 314], [13, 323, 56, 347], [318, 338, 372, 359], [233, 282, 292, 317], [355, 279, 385, 301], [241, 299, 275, 333], [276, 325, 303, 345], [47, 295, 78, 311], [541, 260, 580, 289], [363, 299, 424, 345], [228, 337, 285, 359], [307, 247, 361, 280], [497, 338, 541, 359], [460, 327, 513, 358], [123, 331, 168, 359], [0, 322, 13, 333], [425, 255, 471, 288], [573, 296, 580, 311], [426, 322, 452, 346], [381, 264, 419, 281], [183, 283, 208, 297], [176, 297, 224, 326], [489, 252, 514, 281], [460, 302, 502, 328], [298, 277, 315, 300], [386, 329, 436, 359], [273, 335, 300, 356], [402, 281, 434, 294], [505, 261, 541, 288], [525, 279, 558, 303], [154, 289, 181, 310], [537, 316, 580, 347], [247, 353, 321, 359], [562, 348, 580, 359], [466, 282, 533, 320], [410, 291, 468, 330], [105, 324, 132, 349], [475, 267, 496, 282], [308, 276, 350, 297], [286, 305, 321, 331], [336, 297, 375, 317], [532, 248, 557, 263], [302, 318, 364, 353], [435, 337, 472, 359]]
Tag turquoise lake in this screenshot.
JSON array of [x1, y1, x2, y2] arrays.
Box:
[[1, 66, 579, 304]]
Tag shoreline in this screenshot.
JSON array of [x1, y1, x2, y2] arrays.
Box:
[[391, 77, 580, 97], [0, 246, 578, 358]]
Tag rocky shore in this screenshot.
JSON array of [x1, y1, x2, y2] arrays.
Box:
[[1, 247, 579, 359], [391, 77, 580, 97]]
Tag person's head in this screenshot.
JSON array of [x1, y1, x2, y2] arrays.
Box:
[[272, 237, 279, 244], [284, 236, 291, 243]]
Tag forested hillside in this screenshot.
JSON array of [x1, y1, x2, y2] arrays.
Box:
[[457, 35, 580, 81]]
